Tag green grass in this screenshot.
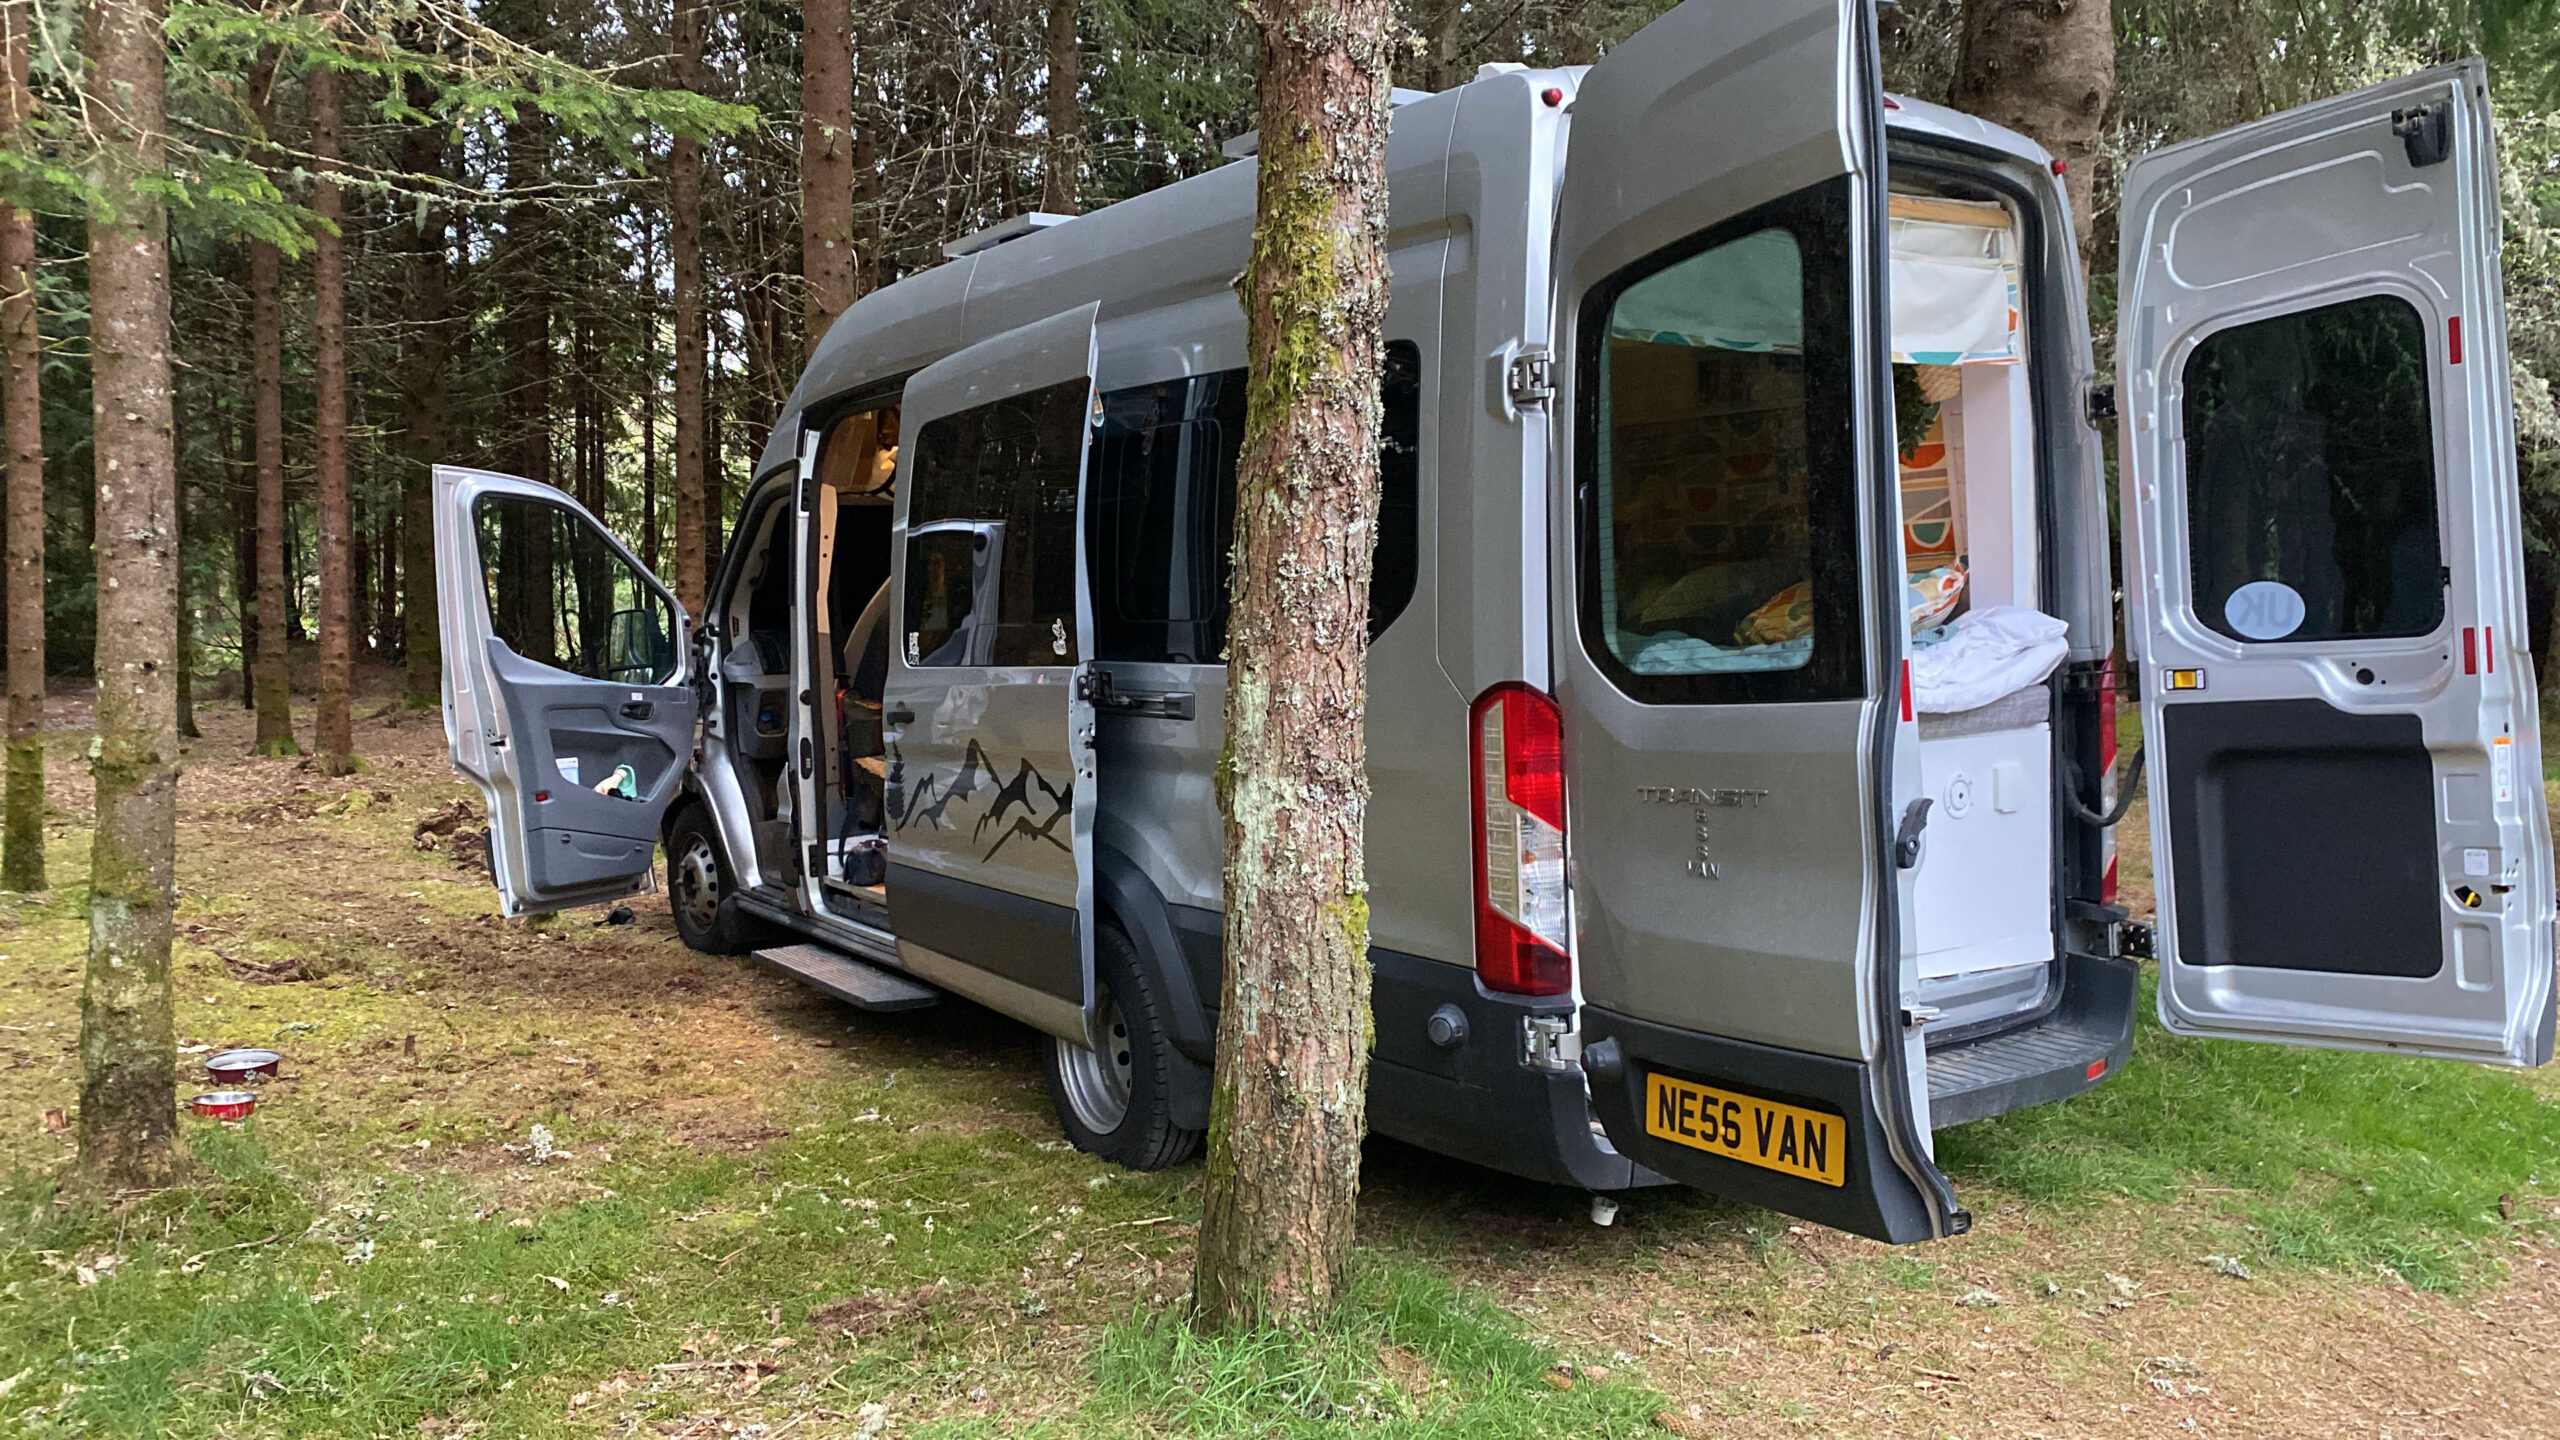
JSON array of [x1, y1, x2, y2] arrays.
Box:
[[1938, 974, 2560, 1290]]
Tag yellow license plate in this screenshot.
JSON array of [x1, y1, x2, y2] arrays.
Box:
[[1643, 1072, 1846, 1187]]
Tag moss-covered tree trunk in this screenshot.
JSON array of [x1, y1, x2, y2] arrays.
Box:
[[311, 60, 355, 773], [670, 0, 709, 615], [78, 0, 184, 1193], [247, 53, 296, 757], [1, 0, 45, 892], [1951, 0, 2114, 267], [1191, 0, 1392, 1333]]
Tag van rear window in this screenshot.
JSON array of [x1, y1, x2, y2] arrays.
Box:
[[1577, 178, 1864, 704]]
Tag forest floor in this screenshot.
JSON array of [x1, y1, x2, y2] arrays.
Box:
[[4, 677, 2560, 1436]]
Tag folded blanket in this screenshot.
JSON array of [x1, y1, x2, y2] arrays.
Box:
[[1909, 605, 2068, 714]]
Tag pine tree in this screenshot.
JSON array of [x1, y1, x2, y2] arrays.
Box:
[[1, 0, 44, 892]]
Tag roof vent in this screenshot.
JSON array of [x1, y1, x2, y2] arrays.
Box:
[[941, 212, 1074, 260], [1219, 88, 1436, 160]]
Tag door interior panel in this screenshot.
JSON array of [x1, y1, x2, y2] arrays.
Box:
[[2163, 698, 2439, 979]]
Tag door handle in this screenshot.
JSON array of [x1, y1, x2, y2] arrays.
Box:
[[620, 700, 655, 721], [884, 706, 916, 725]]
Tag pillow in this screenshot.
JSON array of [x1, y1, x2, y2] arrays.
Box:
[[1906, 563, 1967, 634]]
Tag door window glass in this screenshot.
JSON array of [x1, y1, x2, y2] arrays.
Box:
[[474, 493, 677, 685], [1577, 178, 1862, 703], [902, 526, 996, 666], [1085, 339, 1424, 664], [905, 377, 1089, 666], [2181, 293, 2444, 643]]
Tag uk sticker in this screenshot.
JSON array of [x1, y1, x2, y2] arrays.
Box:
[[2493, 736, 2516, 804]]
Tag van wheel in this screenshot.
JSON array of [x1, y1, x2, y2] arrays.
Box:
[[1046, 923, 1201, 1171], [665, 804, 752, 956]]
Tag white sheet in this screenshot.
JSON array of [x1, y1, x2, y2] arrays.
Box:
[[1910, 605, 2068, 714]]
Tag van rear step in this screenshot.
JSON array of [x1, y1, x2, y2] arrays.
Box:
[[752, 944, 941, 1012], [1924, 953, 2137, 1129]]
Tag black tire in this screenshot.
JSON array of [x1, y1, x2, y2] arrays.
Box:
[[1045, 922, 1201, 1170], [664, 803, 757, 955]]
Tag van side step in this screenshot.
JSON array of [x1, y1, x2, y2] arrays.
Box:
[[1925, 953, 2137, 1129], [752, 944, 941, 1012]]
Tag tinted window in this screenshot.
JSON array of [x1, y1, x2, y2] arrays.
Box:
[[2182, 294, 2443, 643], [1578, 178, 1862, 704], [474, 493, 676, 685], [1087, 340, 1423, 663], [906, 377, 1088, 667], [903, 526, 994, 666]]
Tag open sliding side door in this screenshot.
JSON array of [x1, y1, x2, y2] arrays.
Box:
[[1554, 0, 1960, 1242], [2118, 61, 2555, 1064], [880, 305, 1102, 1046], [433, 465, 699, 917]]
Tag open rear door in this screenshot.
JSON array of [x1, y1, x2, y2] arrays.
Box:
[[2118, 61, 2556, 1064], [434, 465, 699, 917], [880, 306, 1100, 1046], [1556, 0, 1962, 1242]]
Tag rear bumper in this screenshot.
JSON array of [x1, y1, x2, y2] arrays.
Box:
[[1367, 948, 1663, 1192], [1577, 1008, 1950, 1243]]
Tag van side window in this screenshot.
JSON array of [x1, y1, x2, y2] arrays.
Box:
[[1576, 177, 1863, 704], [2181, 293, 2444, 644], [1088, 339, 1423, 664], [903, 377, 1089, 667], [473, 493, 678, 685]]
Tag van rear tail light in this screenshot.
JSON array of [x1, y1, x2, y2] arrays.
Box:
[[2098, 658, 2120, 907], [1472, 683, 1571, 996]]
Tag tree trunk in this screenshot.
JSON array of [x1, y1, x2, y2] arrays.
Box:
[[397, 72, 448, 710], [641, 225, 660, 574], [802, 0, 857, 356], [310, 60, 355, 772], [1042, 0, 1079, 215], [1, 0, 44, 891], [1950, 0, 2114, 266], [79, 0, 184, 1193], [1192, 0, 1393, 1332], [671, 0, 709, 614], [248, 54, 296, 755]]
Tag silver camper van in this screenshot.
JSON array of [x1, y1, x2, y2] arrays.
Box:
[[436, 0, 2555, 1243]]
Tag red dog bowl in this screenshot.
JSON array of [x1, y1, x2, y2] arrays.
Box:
[[191, 1091, 257, 1121], [205, 1049, 282, 1082]]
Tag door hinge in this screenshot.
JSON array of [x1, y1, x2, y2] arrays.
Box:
[[2392, 101, 2452, 167], [2083, 381, 2117, 430], [1521, 1013, 1581, 1072], [1506, 347, 1555, 410]]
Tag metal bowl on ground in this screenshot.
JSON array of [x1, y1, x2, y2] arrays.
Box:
[[205, 1049, 282, 1082], [190, 1091, 257, 1121]]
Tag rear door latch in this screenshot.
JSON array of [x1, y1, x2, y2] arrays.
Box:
[[1893, 797, 1934, 870]]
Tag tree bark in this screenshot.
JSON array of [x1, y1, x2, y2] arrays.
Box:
[[311, 60, 354, 772], [802, 0, 857, 356], [671, 0, 709, 615], [396, 71, 448, 710], [247, 54, 296, 755], [1192, 0, 1393, 1332], [79, 0, 183, 1193], [1, 0, 44, 891], [641, 225, 660, 573], [1042, 0, 1079, 215], [1950, 0, 2114, 267]]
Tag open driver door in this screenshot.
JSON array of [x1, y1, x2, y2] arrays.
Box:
[[2118, 60, 2557, 1064]]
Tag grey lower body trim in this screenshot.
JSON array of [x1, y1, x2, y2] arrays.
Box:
[[899, 939, 1088, 1045]]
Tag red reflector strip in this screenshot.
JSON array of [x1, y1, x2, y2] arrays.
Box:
[[2449, 315, 2464, 364], [2487, 625, 2495, 673], [2464, 627, 2479, 675], [2086, 1058, 2107, 1081], [1900, 659, 1913, 723]]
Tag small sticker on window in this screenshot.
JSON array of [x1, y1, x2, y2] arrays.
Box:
[[2224, 580, 2307, 641]]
